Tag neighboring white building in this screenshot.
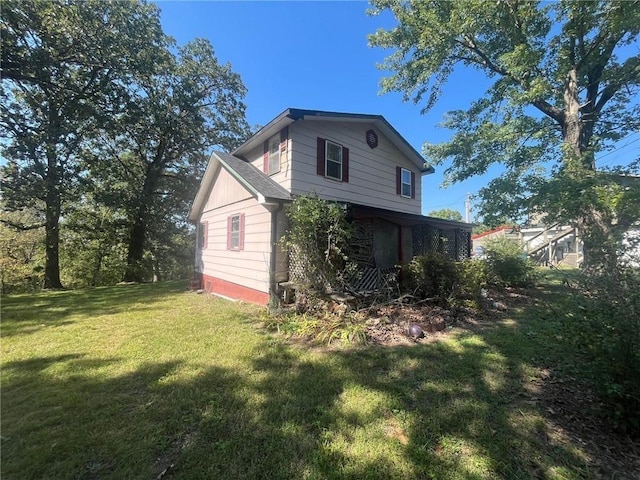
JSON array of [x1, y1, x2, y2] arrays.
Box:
[[472, 223, 583, 267], [188, 108, 473, 304]]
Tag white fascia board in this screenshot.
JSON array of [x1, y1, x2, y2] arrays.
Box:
[[188, 153, 220, 222]]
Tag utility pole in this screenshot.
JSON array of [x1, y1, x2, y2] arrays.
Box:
[[464, 193, 471, 223]]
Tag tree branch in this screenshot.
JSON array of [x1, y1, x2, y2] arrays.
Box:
[[0, 219, 45, 230]]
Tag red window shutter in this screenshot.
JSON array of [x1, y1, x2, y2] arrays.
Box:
[[204, 221, 209, 249], [226, 216, 232, 250], [342, 146, 349, 183], [263, 140, 269, 174], [317, 137, 325, 176], [411, 171, 416, 199], [396, 166, 401, 195], [239, 213, 245, 250]]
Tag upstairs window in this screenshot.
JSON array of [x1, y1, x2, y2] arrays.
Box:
[[325, 140, 342, 181], [263, 128, 287, 175], [396, 167, 415, 199], [268, 134, 280, 175], [401, 168, 412, 197], [316, 137, 349, 182]]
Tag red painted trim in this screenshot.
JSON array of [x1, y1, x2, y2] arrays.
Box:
[[342, 146, 349, 183], [471, 225, 514, 240], [200, 273, 269, 305], [317, 137, 325, 176]]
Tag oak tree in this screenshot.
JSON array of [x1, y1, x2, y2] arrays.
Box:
[[369, 0, 640, 268], [0, 0, 166, 288]]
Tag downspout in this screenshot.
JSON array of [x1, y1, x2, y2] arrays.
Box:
[[269, 201, 284, 308]]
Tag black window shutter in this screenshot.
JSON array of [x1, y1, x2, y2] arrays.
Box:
[[342, 146, 349, 183], [411, 171, 416, 199], [317, 137, 325, 176], [396, 166, 401, 195]]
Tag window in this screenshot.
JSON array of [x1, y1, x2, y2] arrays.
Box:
[[326, 140, 342, 180], [197, 221, 208, 249], [396, 166, 415, 199], [401, 168, 412, 198], [317, 137, 349, 182], [264, 128, 287, 175], [268, 134, 280, 175], [227, 214, 244, 250]]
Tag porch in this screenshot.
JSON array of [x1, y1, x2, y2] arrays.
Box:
[[285, 204, 472, 296]]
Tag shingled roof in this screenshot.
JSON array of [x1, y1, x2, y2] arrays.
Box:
[[188, 151, 290, 222]]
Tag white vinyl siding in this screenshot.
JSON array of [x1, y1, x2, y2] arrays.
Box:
[[196, 163, 274, 295], [288, 121, 422, 214], [203, 167, 253, 211]]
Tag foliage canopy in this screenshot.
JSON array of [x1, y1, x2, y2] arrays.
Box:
[[369, 0, 640, 268]]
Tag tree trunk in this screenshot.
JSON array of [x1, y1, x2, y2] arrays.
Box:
[[560, 67, 616, 268], [43, 196, 63, 289], [123, 212, 147, 282], [43, 139, 64, 289], [123, 164, 161, 282]]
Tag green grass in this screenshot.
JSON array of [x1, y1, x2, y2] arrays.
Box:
[[1, 276, 594, 479]]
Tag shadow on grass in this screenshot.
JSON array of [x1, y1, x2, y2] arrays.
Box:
[[1, 280, 187, 337], [1, 276, 603, 479]]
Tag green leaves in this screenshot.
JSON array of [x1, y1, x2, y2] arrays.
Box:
[[1, 0, 250, 287], [370, 0, 640, 268]]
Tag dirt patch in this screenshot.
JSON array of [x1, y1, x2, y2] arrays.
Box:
[[360, 288, 516, 346]]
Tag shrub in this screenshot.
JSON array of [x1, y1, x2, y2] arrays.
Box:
[[455, 259, 491, 307], [484, 237, 538, 287], [401, 254, 458, 306], [281, 195, 354, 294], [400, 254, 489, 308], [561, 265, 640, 436]]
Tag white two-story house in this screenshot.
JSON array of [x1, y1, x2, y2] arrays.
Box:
[[188, 108, 472, 304]]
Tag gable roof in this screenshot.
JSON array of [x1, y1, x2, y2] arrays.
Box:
[[233, 108, 435, 174], [188, 151, 290, 222]]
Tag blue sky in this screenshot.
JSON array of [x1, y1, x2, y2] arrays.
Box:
[[157, 0, 639, 221]]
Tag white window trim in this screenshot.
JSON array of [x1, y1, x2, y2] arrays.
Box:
[[268, 135, 281, 175], [401, 168, 412, 198], [325, 139, 342, 181]]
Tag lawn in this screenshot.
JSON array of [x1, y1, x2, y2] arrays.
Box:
[[0, 275, 627, 479]]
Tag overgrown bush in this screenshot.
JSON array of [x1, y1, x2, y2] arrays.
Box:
[[281, 195, 354, 294], [401, 254, 458, 305], [455, 259, 491, 306], [484, 237, 538, 287], [562, 265, 640, 436], [400, 254, 488, 308]]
